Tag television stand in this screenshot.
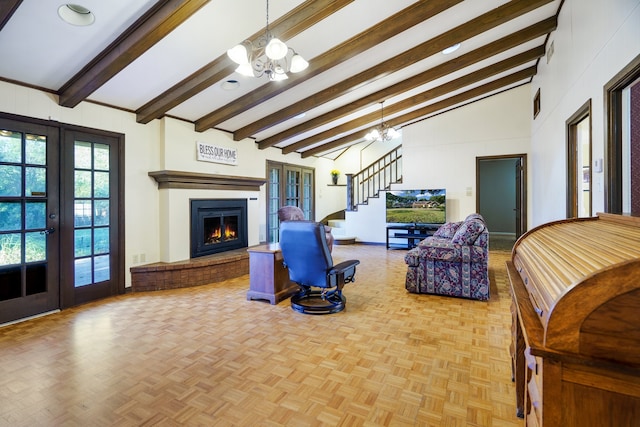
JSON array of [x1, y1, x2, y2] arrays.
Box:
[[386, 224, 438, 249]]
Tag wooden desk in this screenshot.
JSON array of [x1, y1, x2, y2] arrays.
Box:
[[246, 243, 298, 304]]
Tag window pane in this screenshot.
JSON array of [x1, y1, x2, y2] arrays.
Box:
[[25, 232, 46, 263], [94, 255, 110, 283], [0, 202, 22, 231], [74, 228, 92, 257], [93, 171, 109, 198], [0, 130, 22, 163], [94, 143, 109, 171], [74, 200, 92, 227], [0, 165, 22, 197], [25, 167, 46, 196], [25, 134, 46, 165], [94, 200, 109, 226], [74, 258, 92, 287], [74, 170, 91, 198], [0, 233, 21, 265], [25, 202, 46, 230], [75, 141, 92, 169], [93, 227, 109, 254]]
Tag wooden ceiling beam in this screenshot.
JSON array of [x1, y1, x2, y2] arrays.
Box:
[[58, 0, 210, 108], [257, 17, 556, 149], [253, 0, 553, 147], [135, 0, 353, 124], [287, 47, 543, 155], [0, 0, 22, 31], [194, 0, 464, 133], [301, 67, 537, 158]]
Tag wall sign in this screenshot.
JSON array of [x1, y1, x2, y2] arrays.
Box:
[[196, 141, 238, 165]]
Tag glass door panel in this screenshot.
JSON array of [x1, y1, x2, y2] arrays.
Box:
[[61, 129, 120, 308], [73, 141, 110, 287], [266, 161, 315, 244], [0, 123, 59, 324]]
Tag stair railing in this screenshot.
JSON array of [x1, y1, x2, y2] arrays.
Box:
[[346, 146, 402, 211]]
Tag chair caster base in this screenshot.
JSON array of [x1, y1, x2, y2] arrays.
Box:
[[291, 290, 346, 314]]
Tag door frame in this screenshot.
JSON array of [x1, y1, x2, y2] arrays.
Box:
[[60, 124, 126, 308], [604, 53, 640, 213], [566, 99, 592, 218], [0, 115, 60, 323], [476, 154, 527, 239], [0, 112, 125, 318]]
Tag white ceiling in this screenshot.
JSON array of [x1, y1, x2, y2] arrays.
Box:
[[0, 0, 561, 158]]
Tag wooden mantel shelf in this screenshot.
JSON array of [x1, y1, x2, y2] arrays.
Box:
[[148, 170, 266, 191]]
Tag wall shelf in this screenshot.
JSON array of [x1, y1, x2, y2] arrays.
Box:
[[148, 170, 266, 191]]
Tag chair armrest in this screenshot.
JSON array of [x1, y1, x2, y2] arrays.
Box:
[[328, 260, 360, 287], [330, 260, 360, 274]]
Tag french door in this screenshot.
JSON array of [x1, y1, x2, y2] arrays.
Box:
[[0, 115, 123, 324], [0, 118, 60, 323], [60, 129, 123, 307], [266, 161, 314, 243]]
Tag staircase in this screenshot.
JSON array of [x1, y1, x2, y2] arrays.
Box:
[[346, 146, 402, 211], [332, 146, 402, 244]]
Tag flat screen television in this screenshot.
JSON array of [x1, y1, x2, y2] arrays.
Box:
[[386, 189, 446, 225]]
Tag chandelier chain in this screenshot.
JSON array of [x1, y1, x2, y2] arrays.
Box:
[[265, 0, 269, 32]]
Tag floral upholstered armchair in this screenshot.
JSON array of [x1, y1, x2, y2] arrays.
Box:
[[404, 213, 489, 301]]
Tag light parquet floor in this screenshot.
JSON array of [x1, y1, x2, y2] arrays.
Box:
[[0, 245, 519, 427]]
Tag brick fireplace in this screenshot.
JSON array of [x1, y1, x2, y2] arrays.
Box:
[[130, 171, 266, 292]]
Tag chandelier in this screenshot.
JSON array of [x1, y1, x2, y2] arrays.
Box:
[[365, 102, 400, 142], [226, 0, 308, 81]]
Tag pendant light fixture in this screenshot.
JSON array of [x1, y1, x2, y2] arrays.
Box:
[[365, 102, 400, 142], [227, 0, 309, 81]]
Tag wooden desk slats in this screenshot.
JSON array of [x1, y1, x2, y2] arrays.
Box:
[[508, 213, 640, 427]]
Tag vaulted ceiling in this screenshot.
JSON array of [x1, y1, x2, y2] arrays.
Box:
[[0, 0, 560, 158]]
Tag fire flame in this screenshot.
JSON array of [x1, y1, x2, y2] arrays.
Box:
[[209, 224, 236, 242]]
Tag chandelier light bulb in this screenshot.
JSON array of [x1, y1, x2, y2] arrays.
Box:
[[235, 63, 255, 77], [265, 38, 288, 60], [290, 53, 309, 73], [227, 43, 249, 65]]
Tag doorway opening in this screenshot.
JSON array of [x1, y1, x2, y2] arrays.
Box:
[[477, 154, 527, 252]]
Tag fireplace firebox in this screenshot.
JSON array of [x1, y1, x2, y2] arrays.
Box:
[[191, 199, 248, 258]]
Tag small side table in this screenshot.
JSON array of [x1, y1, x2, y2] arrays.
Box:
[[246, 243, 299, 304]]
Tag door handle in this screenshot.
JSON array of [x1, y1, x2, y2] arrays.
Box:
[[41, 228, 55, 235]]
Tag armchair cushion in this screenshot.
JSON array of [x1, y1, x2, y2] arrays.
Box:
[[433, 221, 462, 238], [451, 218, 485, 245]]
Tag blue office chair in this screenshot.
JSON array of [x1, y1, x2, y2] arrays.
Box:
[[279, 221, 360, 314]]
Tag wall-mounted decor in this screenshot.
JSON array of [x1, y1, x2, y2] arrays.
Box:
[[533, 88, 541, 119], [196, 141, 238, 165]]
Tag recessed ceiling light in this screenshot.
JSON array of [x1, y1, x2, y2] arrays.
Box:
[[58, 4, 95, 26], [220, 79, 240, 90], [294, 113, 306, 119], [442, 43, 461, 55]]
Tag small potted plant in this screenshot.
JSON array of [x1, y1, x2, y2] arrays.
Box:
[[330, 169, 340, 185]]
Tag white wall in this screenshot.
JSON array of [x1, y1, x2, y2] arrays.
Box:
[[346, 84, 532, 243], [0, 82, 340, 285], [529, 0, 640, 225]]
